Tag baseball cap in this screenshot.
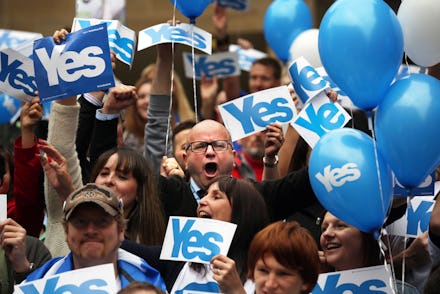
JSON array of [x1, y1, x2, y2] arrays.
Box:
[[63, 183, 123, 221]]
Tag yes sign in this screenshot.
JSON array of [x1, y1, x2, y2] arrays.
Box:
[[160, 217, 237, 264], [138, 23, 212, 55], [15, 264, 117, 294], [312, 265, 394, 294], [219, 86, 295, 141], [33, 23, 115, 102], [386, 196, 434, 238], [293, 92, 351, 148], [72, 18, 136, 66], [182, 51, 239, 79], [0, 48, 36, 102], [289, 56, 329, 104]]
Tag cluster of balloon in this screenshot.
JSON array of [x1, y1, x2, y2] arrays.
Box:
[[318, 0, 404, 111], [263, 0, 312, 64], [309, 128, 393, 237], [397, 0, 440, 67], [170, 0, 213, 24], [375, 74, 440, 190], [309, 0, 407, 235]]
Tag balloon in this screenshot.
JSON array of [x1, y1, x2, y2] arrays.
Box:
[[309, 128, 393, 235], [170, 0, 212, 24], [375, 74, 440, 189], [397, 0, 440, 67], [289, 29, 322, 68], [319, 0, 404, 111], [263, 0, 312, 63]]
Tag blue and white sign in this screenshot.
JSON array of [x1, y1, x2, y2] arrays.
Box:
[[182, 51, 240, 79], [229, 44, 267, 72], [312, 265, 394, 294], [316, 67, 354, 109], [219, 85, 296, 141], [0, 194, 6, 220], [293, 92, 351, 148], [160, 217, 237, 264], [216, 0, 249, 11], [386, 195, 435, 238], [138, 23, 212, 55], [0, 29, 42, 51], [72, 18, 135, 66], [393, 172, 435, 197], [288, 56, 329, 104], [0, 93, 22, 124], [0, 48, 36, 102], [15, 263, 117, 294], [33, 23, 115, 103]]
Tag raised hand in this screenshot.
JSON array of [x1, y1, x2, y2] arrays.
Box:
[[102, 84, 138, 114], [37, 140, 74, 202]]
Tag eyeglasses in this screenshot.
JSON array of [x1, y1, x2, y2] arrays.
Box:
[[186, 140, 232, 153]]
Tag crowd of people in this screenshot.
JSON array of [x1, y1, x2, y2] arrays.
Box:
[[1, 3, 440, 294]]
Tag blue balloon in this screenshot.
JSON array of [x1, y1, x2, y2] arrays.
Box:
[[318, 0, 403, 111], [375, 74, 440, 189], [263, 0, 312, 63], [309, 128, 393, 235], [170, 0, 213, 24], [0, 94, 21, 124]]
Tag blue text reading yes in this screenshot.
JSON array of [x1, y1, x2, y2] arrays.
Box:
[[0, 52, 36, 95], [172, 219, 223, 262], [187, 55, 236, 78], [223, 95, 293, 134], [18, 277, 108, 294], [313, 273, 387, 294], [142, 25, 207, 49]]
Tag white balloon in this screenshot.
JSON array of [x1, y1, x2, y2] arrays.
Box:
[[397, 0, 440, 67], [288, 29, 322, 68]]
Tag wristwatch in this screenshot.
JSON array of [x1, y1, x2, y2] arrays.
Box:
[[263, 155, 279, 168]]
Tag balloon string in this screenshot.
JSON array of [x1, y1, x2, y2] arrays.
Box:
[[401, 195, 411, 294], [368, 111, 387, 231], [379, 229, 398, 294], [191, 24, 199, 123], [165, 0, 178, 155]]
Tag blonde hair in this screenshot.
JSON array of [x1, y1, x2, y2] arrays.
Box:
[[141, 64, 195, 126]]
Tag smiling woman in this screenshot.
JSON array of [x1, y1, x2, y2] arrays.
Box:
[[319, 211, 381, 272]]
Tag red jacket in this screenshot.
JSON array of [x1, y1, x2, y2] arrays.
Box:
[[7, 137, 45, 237]]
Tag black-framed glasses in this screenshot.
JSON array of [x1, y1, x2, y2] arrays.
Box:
[[186, 140, 232, 153]]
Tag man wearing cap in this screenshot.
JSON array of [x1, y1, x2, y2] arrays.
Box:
[[22, 183, 166, 291]]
